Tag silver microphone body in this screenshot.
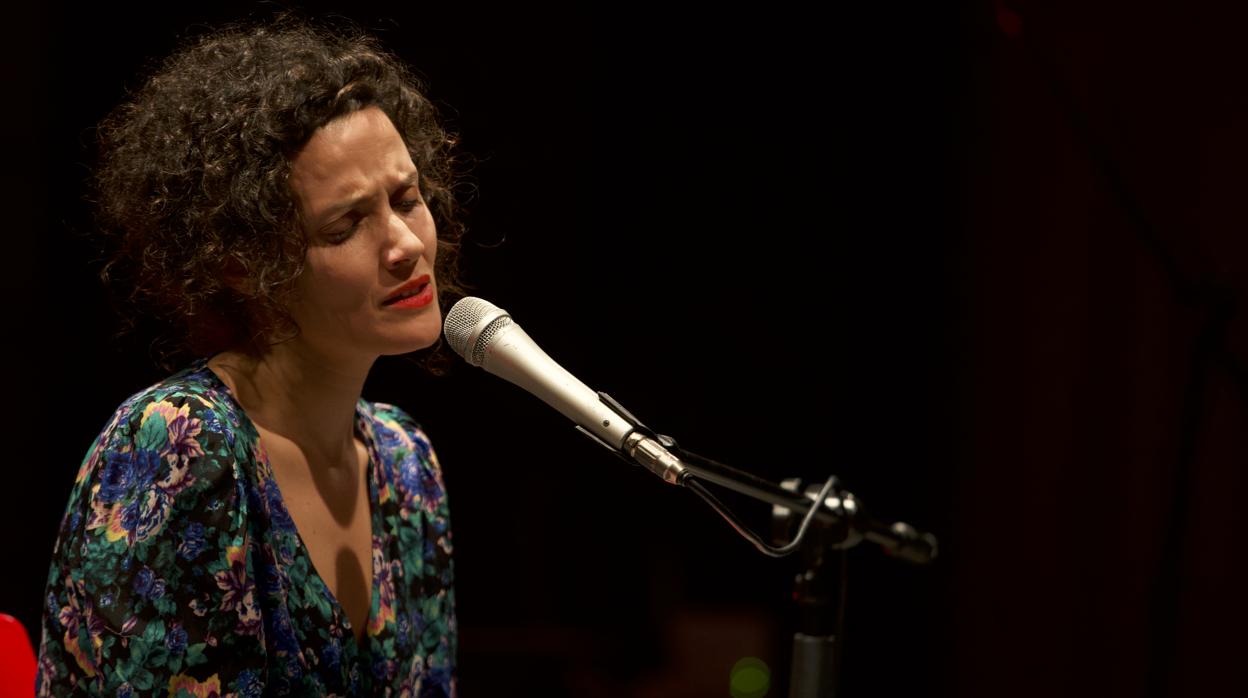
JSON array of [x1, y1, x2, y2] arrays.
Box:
[[443, 297, 686, 484], [443, 297, 633, 449]]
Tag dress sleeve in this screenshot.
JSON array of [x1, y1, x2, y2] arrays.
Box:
[[36, 390, 268, 697]]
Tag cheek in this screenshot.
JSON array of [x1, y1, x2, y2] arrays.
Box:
[[296, 251, 375, 314]]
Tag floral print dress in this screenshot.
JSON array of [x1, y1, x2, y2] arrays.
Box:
[[35, 360, 456, 697]]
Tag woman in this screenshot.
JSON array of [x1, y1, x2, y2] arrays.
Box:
[[37, 16, 461, 697]]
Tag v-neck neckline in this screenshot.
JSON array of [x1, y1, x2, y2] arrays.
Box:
[[196, 359, 384, 652]]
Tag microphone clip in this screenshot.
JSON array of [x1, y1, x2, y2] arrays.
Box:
[[575, 392, 686, 484]]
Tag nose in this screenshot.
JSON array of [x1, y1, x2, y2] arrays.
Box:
[[383, 206, 430, 270]]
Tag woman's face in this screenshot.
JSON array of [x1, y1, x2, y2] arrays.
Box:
[[285, 106, 441, 363]]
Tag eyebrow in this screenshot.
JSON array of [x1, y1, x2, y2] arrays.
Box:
[[316, 171, 421, 229]]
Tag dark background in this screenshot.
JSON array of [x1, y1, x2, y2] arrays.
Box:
[[4, 1, 1247, 696]]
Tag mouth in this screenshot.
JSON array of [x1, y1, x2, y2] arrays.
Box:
[[382, 275, 433, 306]]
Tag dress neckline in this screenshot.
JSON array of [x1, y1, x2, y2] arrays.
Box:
[[192, 358, 384, 652]]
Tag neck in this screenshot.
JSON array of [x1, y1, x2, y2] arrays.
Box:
[[209, 341, 375, 466]]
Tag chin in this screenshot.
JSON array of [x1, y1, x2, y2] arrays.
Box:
[[381, 314, 444, 356], [381, 335, 441, 356]]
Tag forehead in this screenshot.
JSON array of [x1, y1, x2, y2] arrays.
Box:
[[289, 106, 416, 207]]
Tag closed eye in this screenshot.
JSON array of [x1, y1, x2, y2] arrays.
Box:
[[395, 198, 423, 213], [392, 171, 425, 212], [327, 213, 364, 244]]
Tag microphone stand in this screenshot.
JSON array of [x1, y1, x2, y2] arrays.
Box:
[[679, 453, 935, 698], [577, 393, 938, 698]]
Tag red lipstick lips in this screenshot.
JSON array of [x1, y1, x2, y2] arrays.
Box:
[[382, 275, 434, 309]]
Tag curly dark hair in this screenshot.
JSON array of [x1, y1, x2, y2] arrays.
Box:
[[94, 14, 467, 371]]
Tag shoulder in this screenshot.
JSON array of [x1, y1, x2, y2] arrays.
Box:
[[113, 362, 244, 435], [103, 362, 251, 459], [69, 363, 255, 549], [362, 401, 437, 464], [360, 401, 448, 512]]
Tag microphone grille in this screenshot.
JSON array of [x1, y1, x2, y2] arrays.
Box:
[[443, 296, 513, 367]]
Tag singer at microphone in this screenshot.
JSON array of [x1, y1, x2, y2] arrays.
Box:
[[37, 18, 463, 697]]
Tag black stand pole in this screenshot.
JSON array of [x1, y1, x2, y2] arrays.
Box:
[[789, 550, 845, 698], [778, 480, 855, 698]]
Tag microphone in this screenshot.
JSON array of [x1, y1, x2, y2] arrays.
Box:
[[442, 296, 687, 484], [443, 297, 938, 564]]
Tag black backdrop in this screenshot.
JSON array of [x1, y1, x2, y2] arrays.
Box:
[[10, 1, 1247, 697], [6, 3, 964, 695]]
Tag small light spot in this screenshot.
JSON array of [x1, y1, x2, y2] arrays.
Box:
[[730, 656, 770, 698]]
